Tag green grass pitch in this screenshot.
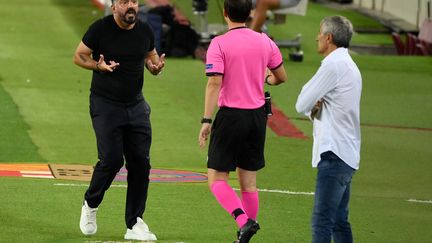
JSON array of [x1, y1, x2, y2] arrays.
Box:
[[0, 0, 431, 242]]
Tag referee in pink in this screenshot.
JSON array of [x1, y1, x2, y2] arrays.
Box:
[[198, 1, 286, 242]]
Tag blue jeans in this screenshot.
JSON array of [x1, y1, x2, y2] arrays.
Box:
[[312, 151, 356, 243]]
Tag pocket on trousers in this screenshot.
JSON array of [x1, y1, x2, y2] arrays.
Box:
[[317, 159, 332, 169]]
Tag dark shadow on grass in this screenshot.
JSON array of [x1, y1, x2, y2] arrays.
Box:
[[50, 0, 104, 36], [0, 82, 45, 162]]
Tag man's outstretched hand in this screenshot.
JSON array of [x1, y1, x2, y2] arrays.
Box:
[[97, 54, 119, 72]]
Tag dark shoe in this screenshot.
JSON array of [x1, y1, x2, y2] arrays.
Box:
[[237, 219, 260, 243]]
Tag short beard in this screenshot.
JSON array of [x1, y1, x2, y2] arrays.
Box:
[[122, 9, 137, 25]]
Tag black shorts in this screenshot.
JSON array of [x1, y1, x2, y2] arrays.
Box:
[[207, 106, 267, 172]]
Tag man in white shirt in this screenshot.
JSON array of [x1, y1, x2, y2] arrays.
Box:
[[295, 16, 362, 243]]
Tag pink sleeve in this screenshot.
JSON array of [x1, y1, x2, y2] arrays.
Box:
[[267, 38, 283, 70], [205, 38, 224, 76]]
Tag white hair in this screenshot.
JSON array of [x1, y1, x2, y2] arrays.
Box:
[[321, 16, 354, 48]]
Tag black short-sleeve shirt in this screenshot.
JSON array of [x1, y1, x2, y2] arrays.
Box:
[[82, 15, 155, 102]]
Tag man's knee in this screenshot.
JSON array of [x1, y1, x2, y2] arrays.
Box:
[[126, 152, 150, 165], [257, 0, 281, 9], [96, 158, 124, 172], [334, 220, 351, 231]]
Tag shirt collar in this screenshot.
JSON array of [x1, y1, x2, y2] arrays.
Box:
[[228, 26, 248, 31], [321, 47, 348, 64]]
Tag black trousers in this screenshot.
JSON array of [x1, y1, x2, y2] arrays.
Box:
[[85, 93, 152, 229]]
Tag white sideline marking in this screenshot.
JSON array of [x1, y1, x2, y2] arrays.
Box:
[[234, 188, 314, 196], [53, 183, 314, 195], [54, 183, 126, 188], [52, 184, 432, 204], [85, 241, 188, 243], [407, 199, 432, 204]]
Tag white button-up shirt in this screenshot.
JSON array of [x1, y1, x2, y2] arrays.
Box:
[[296, 48, 362, 169]]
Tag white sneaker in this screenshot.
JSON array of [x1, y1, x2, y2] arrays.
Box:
[[79, 200, 98, 235], [124, 217, 157, 241]]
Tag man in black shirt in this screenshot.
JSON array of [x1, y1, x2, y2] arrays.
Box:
[[73, 0, 164, 241]]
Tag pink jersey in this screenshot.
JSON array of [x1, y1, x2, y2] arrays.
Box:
[[205, 27, 283, 109]]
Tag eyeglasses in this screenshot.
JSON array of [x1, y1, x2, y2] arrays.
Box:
[[116, 0, 138, 6]]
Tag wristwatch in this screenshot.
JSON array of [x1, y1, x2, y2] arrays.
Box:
[[265, 75, 272, 85], [201, 118, 212, 124]]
